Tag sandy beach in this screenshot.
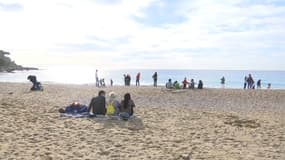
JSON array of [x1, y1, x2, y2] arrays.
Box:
[[0, 82, 284, 160]]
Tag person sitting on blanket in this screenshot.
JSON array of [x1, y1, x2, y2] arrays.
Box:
[[88, 90, 106, 116], [106, 91, 121, 116], [58, 102, 88, 114], [119, 93, 135, 120]]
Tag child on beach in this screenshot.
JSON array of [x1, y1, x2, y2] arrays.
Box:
[[257, 79, 261, 89], [106, 91, 121, 116], [244, 76, 248, 89], [189, 79, 195, 89], [166, 79, 174, 89], [198, 80, 203, 89], [27, 75, 43, 91], [173, 81, 181, 89], [152, 72, 158, 87]]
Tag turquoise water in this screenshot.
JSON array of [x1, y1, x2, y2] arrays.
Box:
[[0, 66, 284, 89]]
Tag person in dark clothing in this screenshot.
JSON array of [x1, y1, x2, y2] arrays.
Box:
[[244, 76, 248, 89], [189, 79, 195, 89], [110, 79, 113, 87], [119, 93, 135, 120], [27, 75, 43, 91], [257, 79, 261, 89], [124, 74, 131, 86], [221, 76, 225, 88], [136, 72, 141, 86], [95, 70, 99, 87], [247, 74, 254, 89], [198, 80, 203, 89], [88, 90, 106, 115], [123, 74, 127, 86], [152, 72, 158, 87]]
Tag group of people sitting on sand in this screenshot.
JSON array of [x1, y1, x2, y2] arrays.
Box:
[[166, 78, 203, 89], [58, 90, 135, 120]]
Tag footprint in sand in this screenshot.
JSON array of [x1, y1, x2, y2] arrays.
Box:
[[224, 115, 261, 128]]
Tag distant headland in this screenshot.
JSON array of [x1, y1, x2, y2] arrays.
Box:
[[0, 50, 38, 72]]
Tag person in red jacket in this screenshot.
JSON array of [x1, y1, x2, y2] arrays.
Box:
[[182, 77, 189, 89], [136, 72, 141, 86]]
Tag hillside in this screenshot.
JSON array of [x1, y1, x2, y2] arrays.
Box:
[[0, 50, 38, 72]]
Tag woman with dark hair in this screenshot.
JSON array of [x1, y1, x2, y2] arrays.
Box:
[[119, 93, 135, 120]]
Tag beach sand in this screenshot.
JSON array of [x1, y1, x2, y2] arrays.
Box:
[[0, 82, 284, 160]]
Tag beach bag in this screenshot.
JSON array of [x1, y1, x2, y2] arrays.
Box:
[[106, 101, 115, 115]]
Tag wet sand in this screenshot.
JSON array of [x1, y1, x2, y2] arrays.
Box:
[[0, 82, 284, 160]]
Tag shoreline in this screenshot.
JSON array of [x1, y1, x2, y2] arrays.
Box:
[[2, 82, 285, 90]]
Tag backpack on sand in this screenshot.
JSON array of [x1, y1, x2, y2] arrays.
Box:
[[106, 101, 115, 115]]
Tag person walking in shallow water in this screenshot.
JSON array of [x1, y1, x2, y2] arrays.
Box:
[[152, 72, 158, 87]]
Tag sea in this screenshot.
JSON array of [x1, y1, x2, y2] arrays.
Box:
[[0, 66, 284, 89]]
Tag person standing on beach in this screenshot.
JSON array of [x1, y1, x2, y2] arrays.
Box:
[[244, 76, 248, 89], [247, 74, 254, 89], [152, 72, 158, 87], [126, 74, 131, 86], [257, 79, 261, 89], [190, 79, 195, 89], [198, 80, 203, 89], [123, 74, 127, 86], [267, 83, 271, 89], [95, 70, 99, 87], [221, 76, 225, 88], [136, 72, 141, 86], [182, 77, 189, 89], [110, 79, 113, 87]]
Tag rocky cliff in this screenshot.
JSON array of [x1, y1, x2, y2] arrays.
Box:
[[0, 50, 38, 72]]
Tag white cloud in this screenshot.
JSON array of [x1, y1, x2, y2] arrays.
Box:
[[0, 0, 284, 70]]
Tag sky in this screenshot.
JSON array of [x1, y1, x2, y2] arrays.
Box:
[[0, 0, 285, 70]]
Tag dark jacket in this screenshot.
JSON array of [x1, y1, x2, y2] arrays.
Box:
[[88, 96, 106, 115]]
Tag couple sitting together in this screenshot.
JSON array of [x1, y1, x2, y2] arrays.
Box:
[[59, 90, 135, 120]]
